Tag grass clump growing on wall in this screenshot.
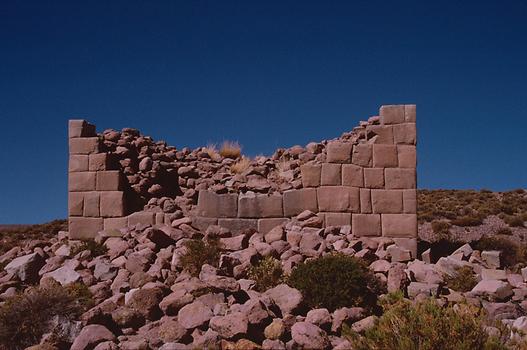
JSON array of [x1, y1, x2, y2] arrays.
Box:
[[70, 240, 108, 257], [180, 238, 222, 276], [248, 256, 285, 292], [287, 254, 384, 312], [219, 141, 242, 159]]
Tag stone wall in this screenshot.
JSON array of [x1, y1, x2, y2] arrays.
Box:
[[68, 104, 417, 242]]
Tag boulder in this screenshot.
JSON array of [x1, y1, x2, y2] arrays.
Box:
[[4, 252, 45, 283], [178, 301, 213, 329], [471, 280, 513, 300], [42, 265, 81, 286], [264, 284, 303, 315], [291, 322, 330, 349], [209, 312, 248, 339], [71, 325, 116, 350]]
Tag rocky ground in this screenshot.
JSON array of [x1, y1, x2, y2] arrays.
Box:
[[1, 203, 527, 349]]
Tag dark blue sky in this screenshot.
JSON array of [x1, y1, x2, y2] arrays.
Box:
[[1, 1, 526, 223]]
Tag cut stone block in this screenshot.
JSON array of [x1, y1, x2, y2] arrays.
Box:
[[342, 164, 364, 187], [364, 168, 385, 188], [393, 123, 416, 145], [258, 218, 289, 234], [191, 217, 219, 232], [69, 155, 89, 172], [238, 192, 283, 218], [326, 141, 352, 163], [155, 212, 164, 225], [382, 214, 417, 237], [69, 172, 96, 192], [283, 188, 318, 217], [100, 191, 126, 217], [69, 217, 103, 240], [69, 137, 99, 154], [360, 188, 372, 214], [393, 238, 417, 259], [96, 171, 123, 191], [352, 214, 381, 237], [68, 192, 84, 216], [317, 186, 360, 212], [218, 218, 257, 235], [89, 153, 110, 171], [196, 191, 238, 218], [380, 105, 405, 125], [69, 120, 96, 138], [128, 211, 156, 226], [300, 163, 321, 187], [371, 190, 403, 213], [83, 192, 100, 217], [324, 212, 351, 227], [404, 104, 416, 122], [351, 143, 372, 167], [385, 168, 416, 189], [373, 144, 398, 168], [403, 189, 417, 214], [321, 163, 341, 186], [366, 125, 394, 144], [397, 145, 416, 168], [103, 217, 128, 230]]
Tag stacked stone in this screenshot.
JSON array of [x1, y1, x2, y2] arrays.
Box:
[[68, 120, 127, 239]]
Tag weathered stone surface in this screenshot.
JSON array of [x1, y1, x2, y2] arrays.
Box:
[[385, 168, 416, 189], [209, 312, 248, 339], [197, 191, 238, 218], [69, 192, 84, 216], [472, 280, 513, 300], [380, 105, 405, 124], [103, 217, 128, 230], [404, 104, 416, 122], [291, 322, 329, 349], [69, 217, 104, 240], [373, 144, 398, 168], [381, 214, 417, 237], [321, 163, 341, 186], [363, 168, 384, 188], [352, 214, 381, 236], [317, 186, 359, 212], [324, 212, 351, 227], [89, 153, 110, 171], [69, 172, 96, 192], [178, 301, 213, 329], [402, 189, 417, 214], [43, 265, 81, 285], [341, 164, 363, 187], [300, 163, 321, 187], [408, 282, 439, 298], [258, 218, 288, 235], [371, 190, 403, 213], [238, 192, 283, 218], [4, 252, 45, 283], [69, 155, 89, 172], [96, 171, 122, 191], [83, 192, 100, 217], [397, 145, 416, 168], [326, 141, 352, 163], [100, 191, 125, 217], [264, 284, 302, 315], [71, 324, 115, 350], [306, 308, 331, 327], [360, 188, 372, 214], [69, 120, 96, 138], [218, 219, 257, 235], [283, 189, 318, 217], [69, 137, 100, 155], [264, 319, 285, 340], [128, 211, 155, 226], [393, 123, 416, 145], [351, 143, 372, 167], [366, 124, 394, 144]]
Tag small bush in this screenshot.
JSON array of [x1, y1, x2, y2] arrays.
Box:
[[0, 283, 92, 350], [496, 227, 513, 236], [230, 157, 251, 174], [180, 239, 222, 276], [450, 215, 483, 227], [473, 236, 527, 268], [504, 215, 525, 228], [431, 220, 451, 237], [70, 240, 108, 257], [219, 141, 242, 159], [346, 297, 506, 350], [248, 257, 284, 292], [203, 143, 219, 158], [445, 266, 478, 292], [287, 254, 384, 312]]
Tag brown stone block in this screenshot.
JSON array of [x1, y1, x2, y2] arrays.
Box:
[[324, 212, 351, 227], [364, 168, 384, 188], [68, 192, 84, 216], [69, 137, 99, 154], [352, 214, 381, 237], [96, 171, 123, 191], [218, 218, 257, 235], [321, 163, 341, 186], [393, 123, 416, 145], [352, 143, 372, 167], [326, 141, 352, 163], [385, 168, 416, 189], [371, 189, 403, 213], [373, 144, 398, 168], [155, 213, 165, 225], [404, 104, 416, 122], [69, 120, 96, 138], [69, 155, 89, 172], [300, 163, 321, 187], [89, 153, 109, 171], [397, 145, 416, 168], [342, 164, 364, 187], [366, 125, 394, 144], [258, 218, 288, 234], [100, 191, 126, 217], [103, 217, 128, 230], [317, 186, 360, 212], [382, 214, 417, 238], [128, 211, 155, 226], [283, 188, 318, 217], [238, 192, 283, 218], [403, 189, 417, 214], [360, 188, 372, 214], [196, 191, 238, 218], [69, 172, 96, 192], [394, 238, 417, 259], [83, 192, 100, 217], [191, 217, 219, 232], [69, 217, 103, 240], [380, 105, 405, 125]]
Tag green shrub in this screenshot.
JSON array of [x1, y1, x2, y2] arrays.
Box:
[[0, 283, 92, 350], [248, 257, 284, 292], [450, 215, 483, 227], [70, 240, 108, 257], [287, 254, 384, 312], [445, 266, 478, 292], [473, 236, 527, 268], [180, 238, 222, 276], [504, 215, 525, 228], [346, 297, 506, 350]]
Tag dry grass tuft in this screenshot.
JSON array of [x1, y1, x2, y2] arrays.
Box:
[[204, 143, 219, 159], [230, 157, 251, 174], [219, 141, 242, 159]]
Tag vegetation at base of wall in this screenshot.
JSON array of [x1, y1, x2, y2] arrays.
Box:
[[503, 215, 525, 228], [287, 254, 384, 312], [344, 293, 507, 350], [70, 240, 108, 257], [445, 266, 478, 292], [431, 220, 451, 237], [473, 236, 527, 268], [219, 141, 242, 159], [0, 220, 67, 255], [0, 283, 93, 350], [230, 157, 251, 174], [247, 256, 285, 292], [180, 238, 222, 276]]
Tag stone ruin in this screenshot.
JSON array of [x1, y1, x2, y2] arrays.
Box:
[[68, 104, 417, 252]]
